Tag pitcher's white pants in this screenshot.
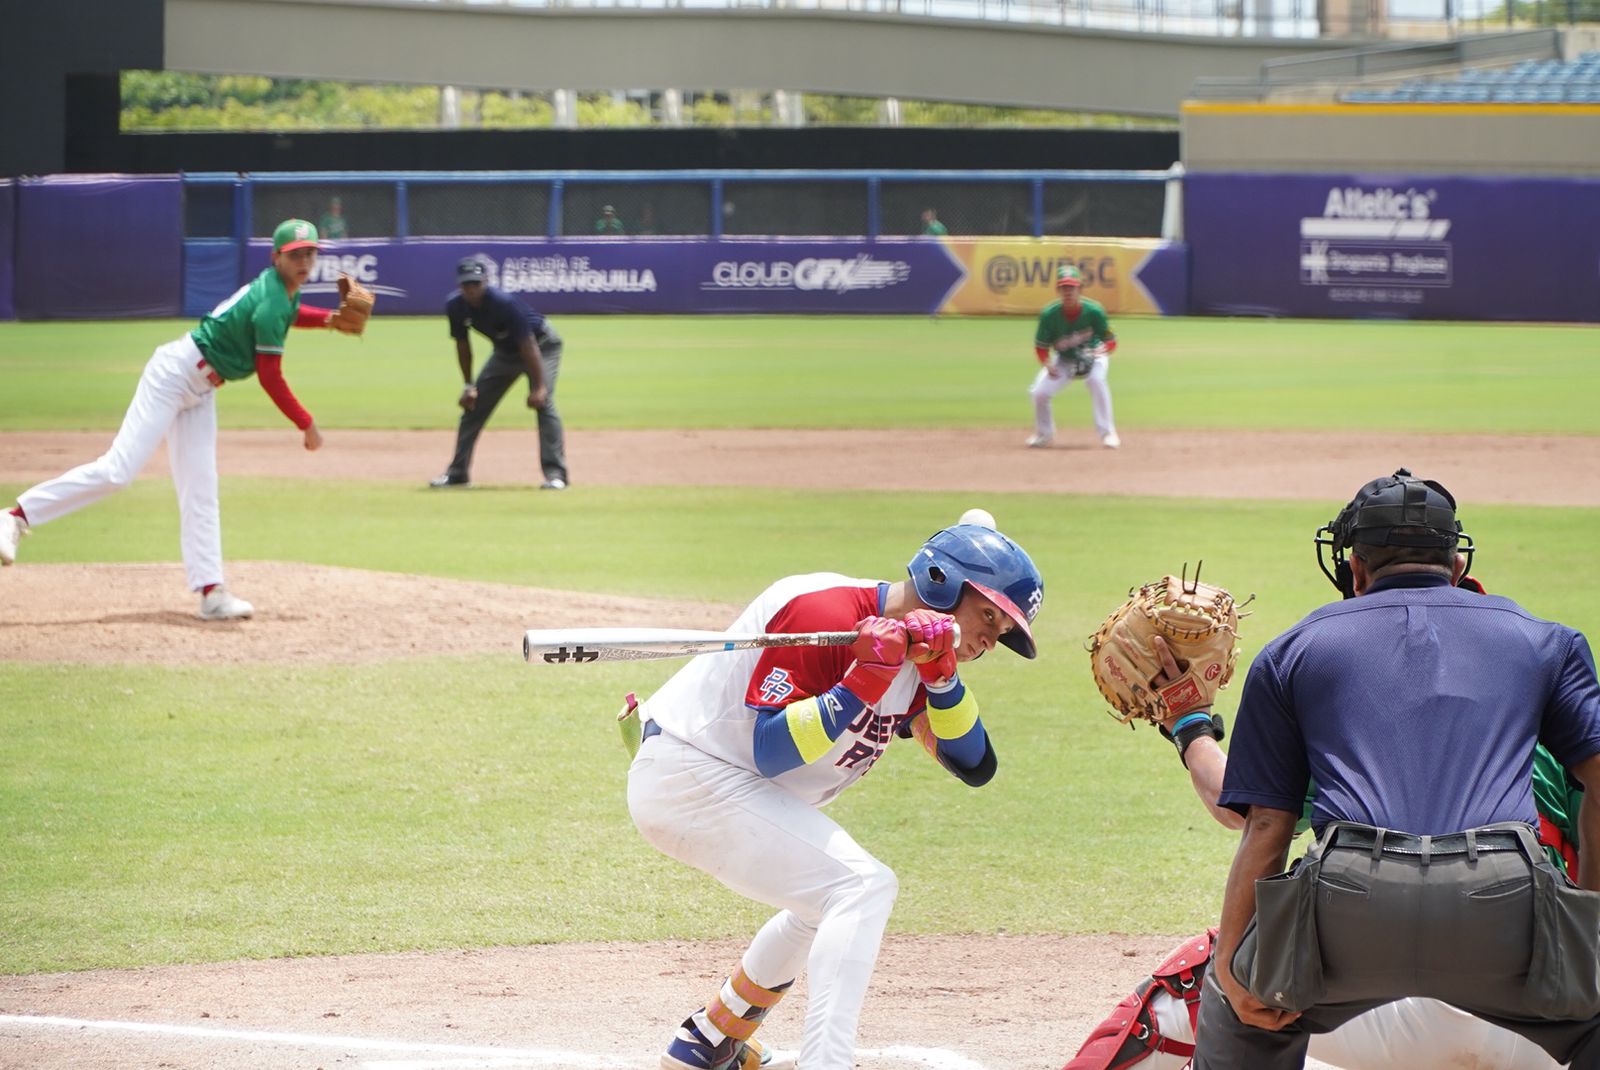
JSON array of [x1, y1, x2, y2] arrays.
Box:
[[17, 334, 224, 592], [628, 731, 898, 1070], [1136, 990, 1560, 1070], [1030, 356, 1116, 439]]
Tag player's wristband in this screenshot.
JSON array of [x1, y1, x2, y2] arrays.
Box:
[[1172, 713, 1225, 769]]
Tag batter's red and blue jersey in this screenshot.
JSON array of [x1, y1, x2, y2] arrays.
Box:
[[642, 573, 928, 807]]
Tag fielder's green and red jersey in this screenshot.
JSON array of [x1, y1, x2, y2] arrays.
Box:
[[1034, 297, 1113, 357], [190, 266, 300, 381], [1533, 743, 1583, 873]]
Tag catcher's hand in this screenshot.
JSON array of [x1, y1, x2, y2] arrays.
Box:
[[328, 274, 375, 336], [1087, 572, 1243, 725]]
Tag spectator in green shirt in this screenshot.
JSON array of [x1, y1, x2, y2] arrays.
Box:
[[319, 196, 349, 241], [920, 208, 948, 237], [595, 204, 625, 235]]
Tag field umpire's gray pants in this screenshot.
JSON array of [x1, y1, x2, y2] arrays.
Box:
[[446, 345, 567, 485], [1194, 822, 1600, 1070]]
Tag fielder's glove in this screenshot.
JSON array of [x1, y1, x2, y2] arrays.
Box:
[[328, 274, 376, 336], [1087, 570, 1244, 726]]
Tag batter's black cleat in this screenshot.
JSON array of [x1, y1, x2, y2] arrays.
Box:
[[428, 474, 470, 489]]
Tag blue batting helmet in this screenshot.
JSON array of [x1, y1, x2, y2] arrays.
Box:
[[908, 524, 1043, 659]]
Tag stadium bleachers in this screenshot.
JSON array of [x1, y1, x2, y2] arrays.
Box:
[[1344, 51, 1600, 103]]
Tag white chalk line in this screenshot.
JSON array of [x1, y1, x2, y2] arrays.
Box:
[[0, 1014, 993, 1069]]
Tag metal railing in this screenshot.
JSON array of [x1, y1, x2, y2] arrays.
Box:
[[1187, 27, 1562, 97]]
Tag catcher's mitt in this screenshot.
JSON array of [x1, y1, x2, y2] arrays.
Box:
[[1087, 570, 1242, 725], [328, 274, 375, 336]]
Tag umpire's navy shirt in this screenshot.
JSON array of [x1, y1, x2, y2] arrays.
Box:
[[1218, 572, 1600, 835], [446, 286, 560, 353]]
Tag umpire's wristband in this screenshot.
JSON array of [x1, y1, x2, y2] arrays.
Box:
[[1170, 712, 1226, 769]]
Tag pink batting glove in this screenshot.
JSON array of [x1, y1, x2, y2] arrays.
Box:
[[849, 616, 908, 668], [905, 608, 959, 685], [1103, 338, 1118, 355]]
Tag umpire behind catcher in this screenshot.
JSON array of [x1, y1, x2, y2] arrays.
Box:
[[430, 257, 568, 491], [1194, 468, 1600, 1069]]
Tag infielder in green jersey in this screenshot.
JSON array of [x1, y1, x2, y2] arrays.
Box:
[[0, 219, 349, 620], [1028, 264, 1120, 450]]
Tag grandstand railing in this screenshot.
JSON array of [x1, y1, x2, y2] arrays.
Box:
[[1188, 27, 1562, 98]]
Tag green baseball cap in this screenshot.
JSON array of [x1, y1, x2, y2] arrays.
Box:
[[1055, 264, 1084, 288], [273, 218, 320, 253]]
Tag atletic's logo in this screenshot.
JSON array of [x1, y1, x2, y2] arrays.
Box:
[[1303, 186, 1451, 241], [1299, 184, 1454, 295]]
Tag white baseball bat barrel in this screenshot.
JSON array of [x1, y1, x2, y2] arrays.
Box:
[[521, 623, 960, 665]]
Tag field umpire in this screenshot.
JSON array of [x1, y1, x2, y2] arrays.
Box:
[[1195, 468, 1600, 1070], [430, 257, 568, 491]]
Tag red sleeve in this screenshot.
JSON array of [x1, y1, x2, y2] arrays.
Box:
[[744, 586, 877, 711], [256, 353, 314, 430], [295, 305, 334, 328], [1035, 344, 1050, 365]]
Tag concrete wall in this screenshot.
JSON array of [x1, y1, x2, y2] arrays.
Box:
[[1181, 102, 1600, 176], [165, 0, 1351, 120]]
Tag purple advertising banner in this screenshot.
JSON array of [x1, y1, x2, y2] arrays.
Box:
[[1186, 172, 1600, 323], [0, 180, 14, 321], [244, 238, 967, 315], [16, 175, 183, 320]]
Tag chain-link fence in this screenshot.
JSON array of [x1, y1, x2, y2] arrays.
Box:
[[559, 182, 712, 236], [195, 173, 1171, 240], [251, 183, 394, 242]]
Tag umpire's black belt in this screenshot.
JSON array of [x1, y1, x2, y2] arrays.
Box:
[[1321, 822, 1532, 863]]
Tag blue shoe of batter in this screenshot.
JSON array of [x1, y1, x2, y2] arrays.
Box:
[[660, 1012, 768, 1070]]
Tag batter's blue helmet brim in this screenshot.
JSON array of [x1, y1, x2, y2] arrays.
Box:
[[966, 581, 1038, 659]]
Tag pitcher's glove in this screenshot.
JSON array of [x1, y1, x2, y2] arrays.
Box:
[[328, 274, 375, 336], [1087, 572, 1243, 725]]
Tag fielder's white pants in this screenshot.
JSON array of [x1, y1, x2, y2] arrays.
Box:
[[1137, 990, 1562, 1070], [628, 731, 898, 1070], [17, 334, 224, 592], [1030, 357, 1116, 439]]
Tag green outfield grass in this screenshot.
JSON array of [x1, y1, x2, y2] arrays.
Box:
[[1, 315, 1597, 435], [2, 312, 1597, 975], [3, 475, 1598, 973]]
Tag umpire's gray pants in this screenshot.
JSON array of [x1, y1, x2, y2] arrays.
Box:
[[446, 345, 566, 485], [1194, 825, 1600, 1070]]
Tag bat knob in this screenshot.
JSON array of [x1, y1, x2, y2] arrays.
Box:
[[522, 633, 531, 662]]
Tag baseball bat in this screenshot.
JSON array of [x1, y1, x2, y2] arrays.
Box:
[[522, 624, 958, 665]]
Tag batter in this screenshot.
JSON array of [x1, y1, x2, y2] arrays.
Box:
[[628, 521, 1044, 1070]]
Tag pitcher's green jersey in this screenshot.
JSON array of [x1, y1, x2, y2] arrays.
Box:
[[1034, 297, 1112, 357], [190, 267, 300, 381]]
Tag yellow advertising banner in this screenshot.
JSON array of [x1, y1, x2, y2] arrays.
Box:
[[939, 238, 1170, 316]]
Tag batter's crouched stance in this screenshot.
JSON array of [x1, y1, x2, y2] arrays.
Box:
[[1195, 470, 1600, 1070], [628, 523, 1044, 1070], [0, 219, 347, 620], [429, 258, 568, 491]]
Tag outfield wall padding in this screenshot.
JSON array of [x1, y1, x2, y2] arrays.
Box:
[[1186, 172, 1600, 323], [15, 176, 182, 320], [239, 236, 1187, 317], [0, 181, 14, 321]]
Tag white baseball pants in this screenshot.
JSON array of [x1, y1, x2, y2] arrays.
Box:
[[1133, 990, 1561, 1070], [1030, 356, 1116, 439], [628, 731, 898, 1070], [18, 334, 225, 592]]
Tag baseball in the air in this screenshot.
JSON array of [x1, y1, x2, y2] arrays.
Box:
[[959, 508, 996, 529]]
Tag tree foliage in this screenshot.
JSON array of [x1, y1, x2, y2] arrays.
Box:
[[120, 72, 1174, 131]]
